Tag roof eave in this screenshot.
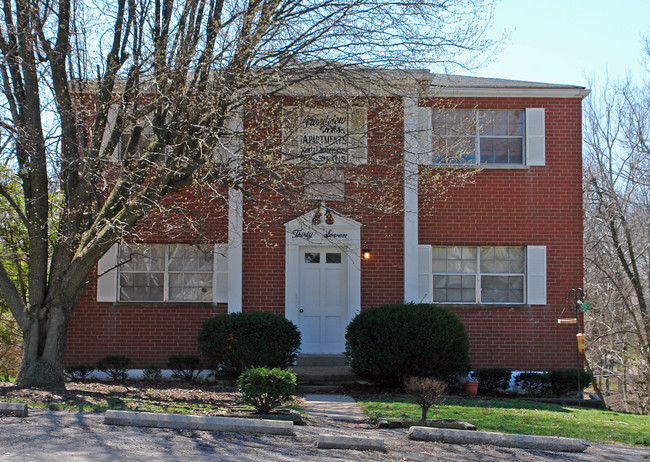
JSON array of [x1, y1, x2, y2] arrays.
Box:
[[430, 86, 591, 99]]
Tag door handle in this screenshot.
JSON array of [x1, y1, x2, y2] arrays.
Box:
[[299, 308, 304, 313]]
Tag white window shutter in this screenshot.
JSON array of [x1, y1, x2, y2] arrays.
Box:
[[349, 107, 368, 165], [525, 108, 545, 166], [527, 246, 547, 305], [214, 243, 229, 303], [97, 244, 118, 302], [418, 245, 432, 303]]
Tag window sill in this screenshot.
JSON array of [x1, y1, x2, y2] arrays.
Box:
[[427, 164, 531, 170], [436, 303, 531, 309], [112, 301, 218, 306]]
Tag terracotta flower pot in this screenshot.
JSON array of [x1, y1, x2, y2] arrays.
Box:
[[462, 380, 479, 396]]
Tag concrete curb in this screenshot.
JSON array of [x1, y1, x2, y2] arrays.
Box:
[[378, 418, 476, 430], [104, 410, 295, 435], [408, 426, 589, 453], [0, 402, 28, 417], [317, 435, 386, 451]]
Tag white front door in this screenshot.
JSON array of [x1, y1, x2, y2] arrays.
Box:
[[298, 247, 348, 354]]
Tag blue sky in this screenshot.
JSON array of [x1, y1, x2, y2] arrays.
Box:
[[467, 0, 649, 88]]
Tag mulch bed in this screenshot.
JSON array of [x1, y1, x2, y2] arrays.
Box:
[[0, 380, 247, 415]]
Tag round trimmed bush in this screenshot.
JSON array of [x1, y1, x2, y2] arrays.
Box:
[[344, 303, 470, 386], [198, 312, 301, 378], [237, 367, 297, 414]]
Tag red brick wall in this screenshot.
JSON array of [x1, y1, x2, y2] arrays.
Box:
[[419, 97, 584, 370], [66, 94, 585, 373], [65, 187, 229, 368], [66, 267, 228, 368]]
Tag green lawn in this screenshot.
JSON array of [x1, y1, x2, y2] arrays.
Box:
[[357, 396, 650, 446]]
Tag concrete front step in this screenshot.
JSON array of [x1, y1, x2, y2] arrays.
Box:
[[292, 367, 358, 385], [295, 354, 348, 367], [292, 355, 358, 385]]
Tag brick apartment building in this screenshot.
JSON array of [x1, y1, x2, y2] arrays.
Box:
[[65, 71, 589, 372]]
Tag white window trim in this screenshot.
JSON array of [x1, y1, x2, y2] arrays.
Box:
[[420, 245, 545, 305], [97, 243, 229, 303]]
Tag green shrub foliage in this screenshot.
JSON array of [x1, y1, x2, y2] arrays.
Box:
[[64, 366, 94, 381], [198, 312, 301, 378], [471, 368, 512, 393], [514, 372, 551, 397], [167, 355, 202, 384], [344, 303, 470, 386], [142, 365, 162, 381], [237, 367, 297, 414], [97, 355, 131, 381], [547, 369, 593, 398]]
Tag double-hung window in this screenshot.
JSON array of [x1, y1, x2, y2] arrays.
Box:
[[118, 244, 213, 302], [432, 109, 529, 166], [432, 246, 526, 304]]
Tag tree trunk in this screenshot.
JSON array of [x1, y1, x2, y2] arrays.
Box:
[[15, 302, 71, 389]]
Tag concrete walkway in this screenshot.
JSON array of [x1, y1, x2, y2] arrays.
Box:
[[303, 394, 367, 427]]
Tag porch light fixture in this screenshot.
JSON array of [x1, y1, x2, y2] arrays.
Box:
[[362, 249, 371, 260]]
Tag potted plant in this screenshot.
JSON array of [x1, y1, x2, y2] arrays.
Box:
[[462, 371, 479, 396]]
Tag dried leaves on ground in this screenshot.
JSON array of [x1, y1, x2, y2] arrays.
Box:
[[0, 380, 252, 415]]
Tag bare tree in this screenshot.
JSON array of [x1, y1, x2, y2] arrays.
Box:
[[583, 68, 650, 413], [0, 0, 499, 388]]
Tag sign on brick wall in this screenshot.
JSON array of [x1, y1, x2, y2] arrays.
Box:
[[283, 106, 367, 164]]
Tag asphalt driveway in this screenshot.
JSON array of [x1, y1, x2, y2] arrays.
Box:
[[1, 410, 649, 461]]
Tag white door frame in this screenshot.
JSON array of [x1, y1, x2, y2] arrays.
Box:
[[285, 207, 361, 340]]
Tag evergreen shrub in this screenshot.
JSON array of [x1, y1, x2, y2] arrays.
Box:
[[344, 303, 470, 386], [471, 368, 512, 393], [97, 355, 130, 381], [198, 312, 301, 378], [64, 365, 94, 381], [547, 369, 593, 398], [167, 355, 202, 384], [514, 372, 550, 397], [237, 367, 296, 414]]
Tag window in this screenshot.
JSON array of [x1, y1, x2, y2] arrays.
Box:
[[282, 106, 367, 164], [432, 109, 525, 165], [118, 244, 213, 302], [432, 246, 525, 304]]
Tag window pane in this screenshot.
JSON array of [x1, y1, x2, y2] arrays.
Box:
[[478, 110, 494, 136], [432, 274, 476, 303], [508, 110, 524, 136], [326, 253, 342, 263], [119, 272, 164, 301], [304, 252, 320, 263], [447, 289, 462, 302], [168, 245, 213, 271], [482, 275, 524, 303], [481, 246, 525, 274], [432, 246, 448, 260], [119, 244, 164, 271], [169, 273, 213, 301], [508, 138, 523, 164]]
